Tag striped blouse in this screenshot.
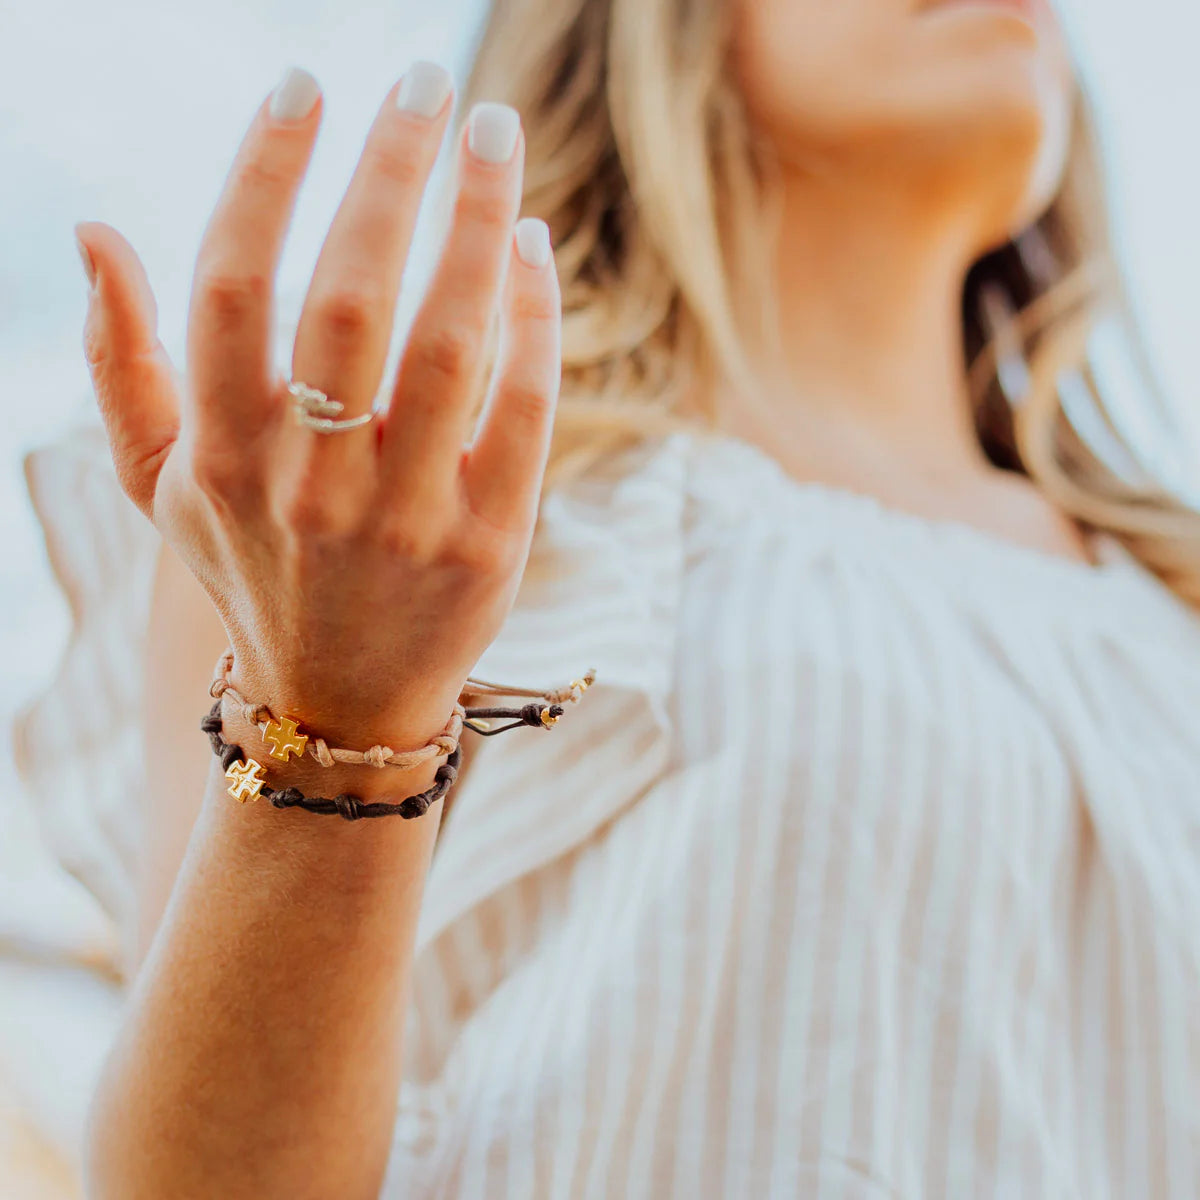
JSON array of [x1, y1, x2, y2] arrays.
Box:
[[388, 427, 1200, 1199], [14, 423, 1200, 1197]]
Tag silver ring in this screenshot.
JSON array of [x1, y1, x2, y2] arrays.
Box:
[[288, 380, 377, 434]]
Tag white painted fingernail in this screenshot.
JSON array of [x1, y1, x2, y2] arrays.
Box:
[[396, 60, 452, 119], [467, 102, 520, 164], [75, 233, 97, 289], [269, 66, 321, 122], [515, 218, 551, 269]]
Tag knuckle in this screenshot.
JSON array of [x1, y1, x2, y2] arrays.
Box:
[[81, 315, 109, 372], [235, 152, 295, 194], [410, 322, 483, 385], [499, 379, 551, 426], [110, 435, 173, 519], [455, 187, 517, 233], [444, 542, 504, 580], [189, 444, 242, 498], [510, 290, 560, 324], [463, 495, 526, 565], [196, 269, 271, 325], [376, 519, 441, 563], [278, 484, 360, 542], [312, 286, 383, 343], [467, 528, 516, 574], [273, 461, 376, 543], [188, 437, 266, 514], [111, 456, 146, 511], [362, 139, 424, 190]]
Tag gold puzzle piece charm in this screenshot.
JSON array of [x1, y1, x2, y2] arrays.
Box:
[[225, 758, 267, 803], [262, 715, 309, 763]]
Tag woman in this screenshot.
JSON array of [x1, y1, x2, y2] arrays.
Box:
[[47, 0, 1200, 1193]]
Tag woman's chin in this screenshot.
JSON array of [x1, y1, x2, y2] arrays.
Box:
[[915, 0, 1051, 49]]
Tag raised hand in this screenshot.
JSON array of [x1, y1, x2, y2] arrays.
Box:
[[74, 63, 561, 753]]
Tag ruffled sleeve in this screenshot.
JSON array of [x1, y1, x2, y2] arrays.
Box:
[[415, 431, 689, 951], [12, 422, 693, 971], [13, 422, 160, 969]]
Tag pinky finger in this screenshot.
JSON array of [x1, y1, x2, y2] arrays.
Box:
[[462, 217, 561, 534]]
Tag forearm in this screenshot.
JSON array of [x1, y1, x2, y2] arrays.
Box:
[[76, 51, 556, 1200], [133, 539, 230, 976], [85, 747, 444, 1200]]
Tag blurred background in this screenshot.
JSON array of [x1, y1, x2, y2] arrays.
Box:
[[2, 0, 1199, 1193]]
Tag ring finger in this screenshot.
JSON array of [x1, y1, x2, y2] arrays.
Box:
[[378, 101, 525, 506]]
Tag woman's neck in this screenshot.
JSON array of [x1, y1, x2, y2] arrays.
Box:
[[719, 161, 1001, 502], [710, 160, 1103, 566]]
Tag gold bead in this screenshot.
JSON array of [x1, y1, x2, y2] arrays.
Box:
[[262, 715, 309, 762], [225, 757, 267, 803], [540, 706, 560, 727]]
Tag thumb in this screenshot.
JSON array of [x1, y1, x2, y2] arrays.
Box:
[[76, 220, 180, 520]]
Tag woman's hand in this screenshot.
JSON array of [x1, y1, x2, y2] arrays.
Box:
[[75, 63, 561, 751]]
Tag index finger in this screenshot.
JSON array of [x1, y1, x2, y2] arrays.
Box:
[[186, 67, 322, 442]]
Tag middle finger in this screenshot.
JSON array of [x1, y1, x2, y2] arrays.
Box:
[[288, 61, 454, 461]]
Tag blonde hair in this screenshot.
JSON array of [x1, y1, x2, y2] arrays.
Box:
[[457, 0, 1200, 609]]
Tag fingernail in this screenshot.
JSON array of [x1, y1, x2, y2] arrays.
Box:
[[269, 66, 321, 122], [467, 102, 520, 165], [396, 60, 452, 119], [514, 218, 551, 269], [75, 232, 97, 289]]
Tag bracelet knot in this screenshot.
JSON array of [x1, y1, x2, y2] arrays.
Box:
[[364, 744, 391, 769], [207, 648, 596, 800], [334, 793, 362, 821]]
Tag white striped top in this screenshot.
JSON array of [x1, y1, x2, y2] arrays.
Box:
[[386, 427, 1200, 1198], [15, 423, 1200, 1197]]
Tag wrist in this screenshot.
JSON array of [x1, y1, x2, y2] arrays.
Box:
[[198, 751, 444, 875], [209, 644, 466, 797], [223, 649, 468, 753], [214, 695, 449, 804]]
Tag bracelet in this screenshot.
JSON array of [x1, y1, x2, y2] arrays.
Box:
[[201, 654, 597, 819], [209, 649, 596, 770], [201, 700, 460, 820]]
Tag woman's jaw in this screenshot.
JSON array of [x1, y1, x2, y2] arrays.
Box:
[[731, 0, 1075, 258]]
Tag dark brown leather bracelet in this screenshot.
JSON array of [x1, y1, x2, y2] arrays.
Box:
[[201, 699, 460, 820]]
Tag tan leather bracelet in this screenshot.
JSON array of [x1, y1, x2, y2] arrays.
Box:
[[209, 649, 596, 770]]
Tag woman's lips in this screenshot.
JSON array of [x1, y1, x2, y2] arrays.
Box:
[[924, 0, 1048, 23]]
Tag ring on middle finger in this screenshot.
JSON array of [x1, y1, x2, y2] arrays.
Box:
[[288, 379, 377, 433]]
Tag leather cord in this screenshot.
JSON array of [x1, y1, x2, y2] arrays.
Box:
[[201, 699, 458, 820]]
